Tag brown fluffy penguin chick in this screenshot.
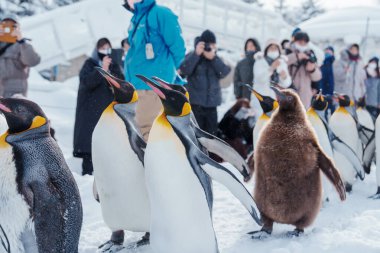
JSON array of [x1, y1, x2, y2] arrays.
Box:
[[252, 88, 346, 239]]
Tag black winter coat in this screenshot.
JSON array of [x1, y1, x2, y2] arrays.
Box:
[[180, 52, 231, 108], [73, 57, 124, 157], [233, 52, 255, 100]]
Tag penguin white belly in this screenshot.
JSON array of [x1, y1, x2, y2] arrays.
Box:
[[0, 141, 31, 253], [308, 114, 333, 158], [330, 110, 360, 185], [253, 115, 270, 148], [145, 116, 217, 253], [375, 117, 380, 187], [357, 108, 375, 130], [330, 111, 361, 158], [92, 112, 150, 232]]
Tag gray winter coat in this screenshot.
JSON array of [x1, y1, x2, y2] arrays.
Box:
[[333, 50, 366, 101], [180, 52, 231, 108], [365, 76, 380, 108], [0, 42, 40, 97]]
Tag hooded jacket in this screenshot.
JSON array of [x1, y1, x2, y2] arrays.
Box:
[[0, 41, 40, 97], [333, 50, 366, 101], [124, 0, 186, 90]]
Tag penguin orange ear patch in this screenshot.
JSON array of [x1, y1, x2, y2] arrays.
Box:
[[180, 102, 191, 116], [29, 116, 47, 130]]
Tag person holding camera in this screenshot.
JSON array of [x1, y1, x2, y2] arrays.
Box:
[[0, 15, 40, 98], [180, 30, 231, 135], [287, 32, 322, 108], [334, 44, 366, 102], [73, 38, 124, 176]]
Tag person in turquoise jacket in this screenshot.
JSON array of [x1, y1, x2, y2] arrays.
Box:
[[124, 0, 186, 141]]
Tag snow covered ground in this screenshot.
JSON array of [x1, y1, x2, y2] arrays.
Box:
[[1, 70, 377, 253]]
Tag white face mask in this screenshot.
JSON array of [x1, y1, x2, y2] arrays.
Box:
[[267, 51, 280, 59], [295, 43, 309, 53], [98, 48, 112, 55], [368, 62, 377, 70]]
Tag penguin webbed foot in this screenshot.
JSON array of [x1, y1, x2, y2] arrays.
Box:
[[98, 240, 125, 253], [285, 228, 304, 238], [248, 228, 272, 240], [369, 187, 380, 199]]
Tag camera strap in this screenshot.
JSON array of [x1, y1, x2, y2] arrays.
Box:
[[0, 43, 12, 57]]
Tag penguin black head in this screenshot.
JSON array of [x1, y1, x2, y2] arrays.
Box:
[[137, 75, 191, 117], [357, 96, 366, 108], [0, 98, 47, 134], [152, 76, 190, 100], [334, 93, 352, 107], [96, 67, 138, 104], [271, 87, 303, 112], [253, 89, 278, 114], [311, 90, 328, 111]]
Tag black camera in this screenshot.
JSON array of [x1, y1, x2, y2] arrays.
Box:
[[300, 50, 317, 65], [204, 43, 212, 52]]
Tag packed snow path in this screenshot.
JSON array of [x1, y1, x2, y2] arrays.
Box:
[[11, 74, 379, 253]]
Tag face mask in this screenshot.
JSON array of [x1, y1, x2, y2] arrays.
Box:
[[98, 48, 112, 60], [368, 62, 377, 70], [267, 51, 280, 59], [295, 43, 309, 53]]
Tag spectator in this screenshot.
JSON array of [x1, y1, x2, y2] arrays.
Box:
[[234, 38, 261, 100], [320, 46, 336, 114], [124, 0, 186, 141], [0, 15, 40, 98], [180, 30, 231, 135], [364, 57, 380, 119], [111, 38, 130, 73], [253, 39, 291, 98], [281, 39, 290, 54], [334, 44, 366, 102], [73, 38, 124, 176], [287, 32, 322, 108]]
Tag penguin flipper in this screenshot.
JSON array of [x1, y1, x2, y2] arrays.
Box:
[[358, 125, 374, 146], [363, 133, 376, 174], [192, 149, 262, 226], [193, 125, 251, 181], [129, 130, 146, 165], [316, 148, 346, 201], [331, 137, 365, 180]]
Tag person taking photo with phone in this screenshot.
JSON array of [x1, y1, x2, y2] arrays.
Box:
[[0, 15, 40, 98]]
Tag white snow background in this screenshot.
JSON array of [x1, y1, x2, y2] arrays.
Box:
[[0, 68, 378, 253]]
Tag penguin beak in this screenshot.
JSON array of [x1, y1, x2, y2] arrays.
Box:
[[0, 100, 11, 114], [136, 75, 167, 100], [152, 76, 173, 90], [240, 84, 264, 102], [95, 67, 122, 89], [270, 87, 286, 102], [316, 90, 324, 102]]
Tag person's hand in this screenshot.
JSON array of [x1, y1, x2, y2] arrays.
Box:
[[306, 61, 316, 72], [280, 70, 287, 80], [270, 59, 281, 72], [298, 52, 309, 61], [0, 25, 4, 36], [203, 47, 216, 60], [11, 24, 22, 41], [195, 41, 205, 56], [102, 56, 112, 72]]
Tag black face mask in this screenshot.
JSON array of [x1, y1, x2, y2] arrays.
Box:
[[98, 52, 107, 61], [245, 50, 256, 57]]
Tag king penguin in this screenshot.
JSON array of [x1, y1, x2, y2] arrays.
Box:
[[137, 75, 262, 253], [0, 98, 82, 253], [329, 94, 365, 192], [372, 116, 380, 198], [240, 85, 278, 148], [91, 68, 150, 252], [152, 76, 251, 181], [252, 87, 346, 238]]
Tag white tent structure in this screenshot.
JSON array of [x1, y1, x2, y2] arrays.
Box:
[[300, 6, 380, 59]]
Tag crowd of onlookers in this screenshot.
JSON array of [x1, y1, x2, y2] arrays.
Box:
[[1, 0, 380, 176]]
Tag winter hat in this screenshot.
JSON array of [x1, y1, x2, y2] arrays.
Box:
[[291, 27, 302, 38], [294, 32, 310, 43], [1, 13, 19, 24], [244, 38, 261, 52], [325, 46, 334, 53], [200, 30, 216, 44]]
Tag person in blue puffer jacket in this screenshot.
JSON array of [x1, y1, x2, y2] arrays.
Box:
[[124, 0, 186, 141], [320, 46, 335, 114]]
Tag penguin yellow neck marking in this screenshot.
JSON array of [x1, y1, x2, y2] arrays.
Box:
[[307, 108, 318, 118], [336, 107, 349, 115], [0, 116, 46, 148], [104, 101, 118, 115]]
